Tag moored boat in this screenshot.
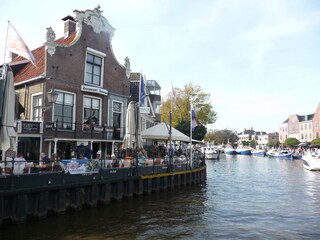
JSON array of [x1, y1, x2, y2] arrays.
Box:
[[224, 148, 237, 155], [266, 149, 293, 159], [203, 146, 220, 160], [252, 149, 266, 157], [292, 153, 303, 159], [236, 148, 252, 155], [302, 153, 320, 170]]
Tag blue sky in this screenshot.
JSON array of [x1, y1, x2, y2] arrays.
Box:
[[1, 0, 319, 133]]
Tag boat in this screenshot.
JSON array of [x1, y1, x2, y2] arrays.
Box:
[[224, 148, 237, 155], [236, 148, 252, 155], [302, 153, 320, 170], [203, 145, 220, 160], [266, 149, 293, 159], [252, 149, 266, 157], [292, 153, 303, 159]]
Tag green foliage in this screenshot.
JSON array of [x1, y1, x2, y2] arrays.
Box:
[[192, 125, 207, 141], [311, 138, 320, 146], [250, 140, 257, 148], [175, 120, 207, 141], [267, 140, 280, 148], [242, 141, 250, 146], [160, 83, 217, 128], [204, 129, 238, 145], [284, 137, 300, 147]]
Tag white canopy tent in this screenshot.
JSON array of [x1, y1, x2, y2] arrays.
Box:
[[140, 122, 190, 142]]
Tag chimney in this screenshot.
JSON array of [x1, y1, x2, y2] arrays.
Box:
[[62, 15, 76, 38]]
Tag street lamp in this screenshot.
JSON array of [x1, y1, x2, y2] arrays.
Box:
[[43, 88, 59, 112]]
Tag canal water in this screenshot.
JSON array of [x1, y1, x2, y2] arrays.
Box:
[[1, 154, 320, 239]]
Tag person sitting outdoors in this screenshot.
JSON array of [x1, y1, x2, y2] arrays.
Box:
[[103, 154, 112, 168], [51, 153, 64, 171], [15, 152, 26, 163], [13, 152, 27, 174], [138, 151, 148, 165], [79, 153, 88, 160], [86, 150, 101, 172], [111, 154, 120, 168], [40, 152, 54, 167]]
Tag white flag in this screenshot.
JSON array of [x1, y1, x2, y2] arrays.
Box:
[[7, 22, 36, 66]]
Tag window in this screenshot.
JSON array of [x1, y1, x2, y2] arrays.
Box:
[[85, 53, 102, 86], [309, 123, 311, 129], [301, 125, 303, 130], [315, 122, 319, 129], [301, 134, 304, 140], [113, 101, 122, 139], [54, 92, 74, 129], [32, 95, 43, 121], [83, 96, 101, 126]]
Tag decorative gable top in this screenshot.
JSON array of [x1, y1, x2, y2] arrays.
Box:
[[74, 5, 115, 37]]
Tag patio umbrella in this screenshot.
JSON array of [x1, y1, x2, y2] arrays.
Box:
[[122, 101, 142, 149], [0, 65, 17, 157]]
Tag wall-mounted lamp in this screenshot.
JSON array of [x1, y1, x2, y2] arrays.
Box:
[[43, 88, 59, 112]]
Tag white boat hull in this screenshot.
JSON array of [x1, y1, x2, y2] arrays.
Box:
[[205, 151, 220, 160], [302, 155, 320, 171]]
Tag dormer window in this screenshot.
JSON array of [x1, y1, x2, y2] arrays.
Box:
[[84, 48, 106, 87]]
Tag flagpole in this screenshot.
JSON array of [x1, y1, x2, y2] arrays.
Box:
[[168, 84, 174, 172], [170, 83, 173, 112], [190, 100, 193, 168], [169, 109, 173, 172], [3, 21, 10, 64], [139, 71, 142, 105]]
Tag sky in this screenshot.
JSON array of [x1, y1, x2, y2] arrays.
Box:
[[1, 0, 319, 134]]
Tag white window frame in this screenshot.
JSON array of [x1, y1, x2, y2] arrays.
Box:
[[83, 95, 102, 126], [84, 48, 106, 88], [31, 92, 43, 121], [53, 90, 76, 130]]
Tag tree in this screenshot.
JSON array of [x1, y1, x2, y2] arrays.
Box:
[[250, 140, 257, 148], [284, 138, 299, 147], [176, 120, 207, 141], [160, 83, 217, 141], [242, 140, 250, 146], [204, 129, 238, 145], [267, 140, 280, 148], [311, 138, 320, 146]]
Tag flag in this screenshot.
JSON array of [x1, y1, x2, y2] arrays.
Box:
[[139, 73, 146, 106], [7, 22, 36, 66], [170, 83, 176, 111], [171, 83, 176, 103], [191, 102, 198, 132]]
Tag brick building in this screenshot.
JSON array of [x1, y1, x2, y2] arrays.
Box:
[[279, 102, 320, 145], [10, 6, 132, 160]]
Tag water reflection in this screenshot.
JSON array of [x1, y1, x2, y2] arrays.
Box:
[[1, 155, 320, 239]]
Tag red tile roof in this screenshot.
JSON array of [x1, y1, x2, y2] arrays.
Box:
[[13, 46, 45, 83], [12, 31, 78, 84]]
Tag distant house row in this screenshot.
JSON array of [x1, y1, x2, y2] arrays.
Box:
[[237, 128, 279, 148], [279, 103, 320, 144]]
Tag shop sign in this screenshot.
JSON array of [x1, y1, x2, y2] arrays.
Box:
[[45, 122, 54, 129], [21, 121, 40, 133], [140, 107, 150, 114], [81, 85, 108, 96]]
